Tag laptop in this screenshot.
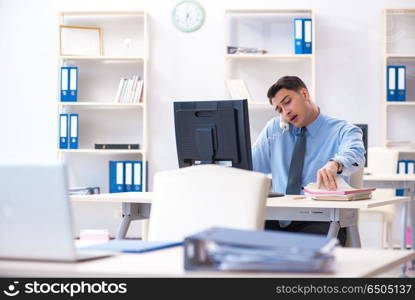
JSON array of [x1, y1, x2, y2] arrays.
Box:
[[0, 162, 112, 261]]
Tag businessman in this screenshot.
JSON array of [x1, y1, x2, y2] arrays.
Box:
[[252, 76, 365, 246]]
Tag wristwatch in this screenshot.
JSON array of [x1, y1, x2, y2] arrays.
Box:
[[329, 159, 343, 174]]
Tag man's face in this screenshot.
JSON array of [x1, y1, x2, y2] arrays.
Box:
[[271, 88, 311, 128]]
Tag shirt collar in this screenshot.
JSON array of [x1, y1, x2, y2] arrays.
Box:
[[305, 111, 324, 137], [290, 111, 324, 137]]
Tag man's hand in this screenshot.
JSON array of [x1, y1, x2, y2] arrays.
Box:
[[317, 161, 339, 191]]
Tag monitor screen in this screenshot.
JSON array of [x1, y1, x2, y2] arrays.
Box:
[[355, 124, 368, 167], [174, 99, 252, 170]]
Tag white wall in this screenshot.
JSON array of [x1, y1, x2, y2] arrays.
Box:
[[1, 0, 414, 236]]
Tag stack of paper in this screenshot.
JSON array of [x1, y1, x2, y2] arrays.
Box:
[[304, 177, 376, 201], [184, 227, 337, 273]]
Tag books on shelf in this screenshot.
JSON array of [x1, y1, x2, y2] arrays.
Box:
[[59, 113, 79, 149], [293, 18, 312, 54], [109, 160, 143, 193], [304, 177, 375, 201], [114, 76, 144, 103], [387, 65, 406, 101]]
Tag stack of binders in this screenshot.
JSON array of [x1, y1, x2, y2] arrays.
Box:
[[59, 113, 79, 149], [60, 67, 78, 102], [109, 161, 143, 193], [184, 227, 337, 273], [387, 65, 406, 101], [396, 160, 415, 196], [294, 18, 312, 54]]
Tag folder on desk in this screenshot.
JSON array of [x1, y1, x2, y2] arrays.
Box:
[[132, 161, 143, 192], [124, 161, 133, 192], [81, 240, 182, 253], [294, 18, 304, 54], [396, 160, 407, 196], [387, 66, 397, 101], [396, 65, 406, 101], [184, 227, 337, 273], [59, 113, 69, 149], [69, 113, 78, 149], [303, 18, 312, 54], [109, 161, 125, 193]]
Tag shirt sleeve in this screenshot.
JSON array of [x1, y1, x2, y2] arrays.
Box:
[[252, 123, 272, 174], [332, 125, 366, 176]]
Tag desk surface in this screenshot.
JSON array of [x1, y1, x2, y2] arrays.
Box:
[[70, 193, 409, 209], [1, 247, 414, 278], [364, 174, 415, 181]]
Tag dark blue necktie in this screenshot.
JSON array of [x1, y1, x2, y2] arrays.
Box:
[[286, 127, 306, 195]]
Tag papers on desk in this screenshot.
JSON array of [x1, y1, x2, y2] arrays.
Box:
[[184, 227, 337, 273], [80, 240, 182, 253], [304, 177, 375, 201]]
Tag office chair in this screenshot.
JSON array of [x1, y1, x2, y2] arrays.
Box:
[[359, 147, 399, 248], [147, 165, 270, 241]]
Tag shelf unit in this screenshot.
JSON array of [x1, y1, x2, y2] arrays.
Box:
[[383, 9, 415, 152], [224, 9, 315, 106], [58, 11, 149, 193]]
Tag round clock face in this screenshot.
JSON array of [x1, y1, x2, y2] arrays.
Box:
[[172, 1, 205, 32]]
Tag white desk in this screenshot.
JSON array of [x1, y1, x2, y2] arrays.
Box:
[[363, 174, 415, 267], [71, 193, 409, 248], [1, 247, 414, 278]]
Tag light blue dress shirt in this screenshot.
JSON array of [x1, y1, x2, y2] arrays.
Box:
[[252, 113, 365, 194]]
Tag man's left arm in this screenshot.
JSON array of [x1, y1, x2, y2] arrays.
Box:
[[317, 125, 365, 190], [331, 125, 366, 176]]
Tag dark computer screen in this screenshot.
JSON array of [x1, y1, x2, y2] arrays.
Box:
[[174, 99, 252, 170], [355, 124, 368, 167]]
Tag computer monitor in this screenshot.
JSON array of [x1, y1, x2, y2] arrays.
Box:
[[355, 124, 368, 167], [174, 99, 252, 170]]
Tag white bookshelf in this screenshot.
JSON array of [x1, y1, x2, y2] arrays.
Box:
[[224, 9, 315, 142], [384, 9, 415, 150], [59, 56, 144, 62], [224, 9, 315, 105], [58, 11, 149, 193], [59, 102, 144, 108], [58, 149, 145, 154]]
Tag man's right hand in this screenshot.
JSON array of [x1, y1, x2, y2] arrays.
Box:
[[316, 161, 338, 191]]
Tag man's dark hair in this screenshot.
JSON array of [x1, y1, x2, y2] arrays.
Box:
[[267, 76, 308, 104]]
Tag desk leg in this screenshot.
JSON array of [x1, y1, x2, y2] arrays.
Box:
[[346, 226, 361, 248], [328, 221, 340, 239], [400, 201, 408, 276], [116, 203, 151, 240], [116, 215, 132, 239]]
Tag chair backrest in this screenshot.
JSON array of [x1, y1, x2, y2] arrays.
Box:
[[148, 165, 270, 241], [367, 147, 399, 198], [367, 147, 399, 174]]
